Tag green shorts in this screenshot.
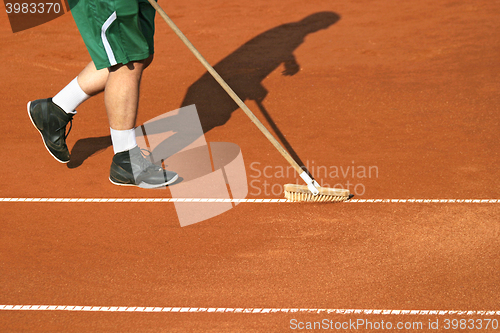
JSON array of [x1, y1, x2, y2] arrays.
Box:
[[69, 0, 156, 69]]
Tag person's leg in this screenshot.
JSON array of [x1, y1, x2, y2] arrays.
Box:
[[50, 62, 103, 115], [105, 54, 176, 188], [105, 61, 145, 131], [53, 52, 155, 114], [77, 55, 154, 98], [105, 60, 144, 155], [76, 61, 109, 96], [105, 55, 153, 154]]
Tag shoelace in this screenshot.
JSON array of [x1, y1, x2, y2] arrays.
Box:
[[55, 114, 74, 140], [133, 148, 163, 172]]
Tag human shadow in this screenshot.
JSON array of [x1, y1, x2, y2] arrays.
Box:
[[148, 11, 341, 163], [183, 12, 340, 130], [68, 11, 341, 167], [67, 135, 112, 169]]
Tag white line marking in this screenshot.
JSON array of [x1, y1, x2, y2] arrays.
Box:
[[347, 199, 499, 203], [0, 305, 499, 315], [0, 198, 287, 203], [0, 198, 498, 203]]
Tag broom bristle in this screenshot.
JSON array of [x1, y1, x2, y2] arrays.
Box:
[[284, 184, 350, 202]]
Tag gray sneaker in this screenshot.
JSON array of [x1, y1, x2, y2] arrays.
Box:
[[27, 98, 73, 163], [109, 146, 178, 188]]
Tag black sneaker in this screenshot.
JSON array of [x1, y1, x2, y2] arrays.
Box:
[[27, 98, 74, 163], [109, 146, 178, 188]]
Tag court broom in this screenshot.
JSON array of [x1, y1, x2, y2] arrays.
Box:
[[148, 0, 350, 202]]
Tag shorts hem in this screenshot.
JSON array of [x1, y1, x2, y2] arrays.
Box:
[[94, 52, 154, 70]]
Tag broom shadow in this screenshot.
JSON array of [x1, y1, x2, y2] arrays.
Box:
[[68, 11, 341, 168]]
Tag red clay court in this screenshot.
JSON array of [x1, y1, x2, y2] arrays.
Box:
[[1, 0, 499, 332]]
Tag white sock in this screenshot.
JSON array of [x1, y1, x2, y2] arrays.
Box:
[[52, 77, 91, 114], [110, 128, 137, 154]]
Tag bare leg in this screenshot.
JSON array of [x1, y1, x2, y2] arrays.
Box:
[[76, 62, 109, 96], [105, 62, 142, 130], [77, 55, 154, 97]]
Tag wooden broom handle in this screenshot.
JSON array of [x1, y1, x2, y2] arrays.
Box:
[[148, 0, 304, 175]]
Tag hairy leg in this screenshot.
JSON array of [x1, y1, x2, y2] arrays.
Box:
[[77, 62, 108, 96], [104, 55, 154, 130], [77, 55, 154, 97]]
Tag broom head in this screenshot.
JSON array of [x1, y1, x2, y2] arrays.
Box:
[[284, 184, 350, 202]]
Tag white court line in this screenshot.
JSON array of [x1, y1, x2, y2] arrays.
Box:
[[0, 198, 287, 203], [348, 199, 500, 203], [0, 198, 499, 203], [0, 305, 499, 315]]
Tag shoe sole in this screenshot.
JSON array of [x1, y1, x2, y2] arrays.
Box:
[[27, 101, 70, 164], [109, 173, 179, 188]]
